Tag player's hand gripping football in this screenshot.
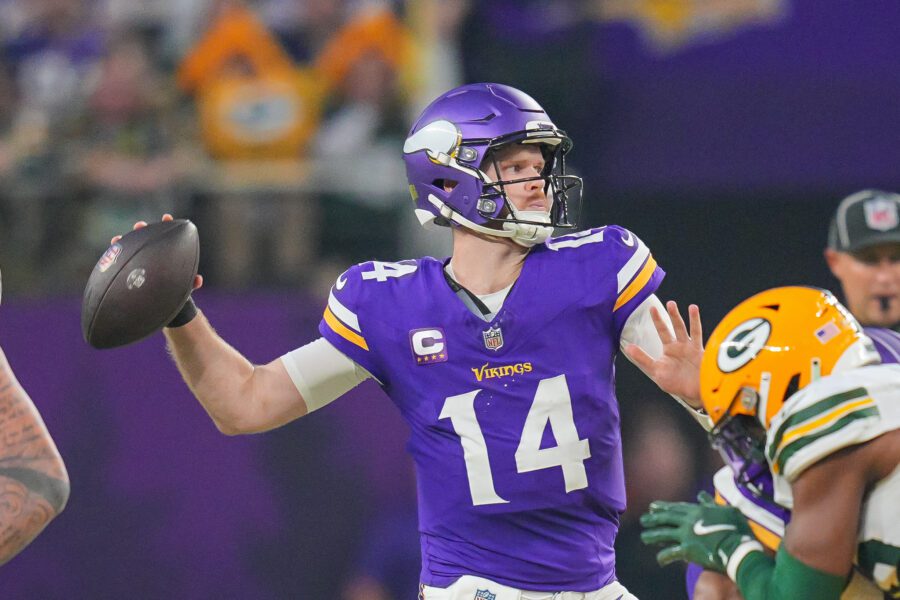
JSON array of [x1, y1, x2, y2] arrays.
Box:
[[111, 214, 204, 293], [624, 300, 703, 407], [640, 491, 763, 573]]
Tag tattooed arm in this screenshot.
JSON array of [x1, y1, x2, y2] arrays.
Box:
[[0, 347, 69, 565]]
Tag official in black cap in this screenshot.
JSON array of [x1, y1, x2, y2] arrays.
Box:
[[825, 189, 900, 330]]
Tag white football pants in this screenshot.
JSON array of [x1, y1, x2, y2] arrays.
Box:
[[421, 575, 638, 600]]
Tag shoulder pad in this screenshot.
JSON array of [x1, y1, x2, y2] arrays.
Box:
[[323, 260, 423, 354], [323, 263, 371, 352], [766, 369, 883, 480]]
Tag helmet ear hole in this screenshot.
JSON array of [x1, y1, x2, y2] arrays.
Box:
[[434, 179, 458, 192], [783, 373, 801, 404]]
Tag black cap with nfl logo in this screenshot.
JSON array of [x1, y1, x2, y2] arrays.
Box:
[[828, 189, 900, 252]]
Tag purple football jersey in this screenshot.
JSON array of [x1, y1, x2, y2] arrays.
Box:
[[319, 226, 664, 591], [864, 326, 900, 364]]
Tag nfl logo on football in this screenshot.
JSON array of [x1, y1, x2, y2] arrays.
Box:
[[474, 590, 496, 600], [97, 243, 122, 273], [482, 326, 503, 351]]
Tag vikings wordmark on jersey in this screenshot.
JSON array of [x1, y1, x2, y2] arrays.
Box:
[[319, 225, 663, 591]]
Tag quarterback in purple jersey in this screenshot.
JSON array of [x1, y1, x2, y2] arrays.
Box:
[[145, 83, 708, 597]]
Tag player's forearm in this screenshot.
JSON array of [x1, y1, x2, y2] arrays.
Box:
[[163, 311, 261, 434], [693, 569, 744, 600], [735, 547, 845, 600], [0, 350, 70, 564], [0, 477, 59, 565]]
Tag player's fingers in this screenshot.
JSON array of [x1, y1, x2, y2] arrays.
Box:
[[623, 343, 656, 374], [642, 512, 677, 529], [193, 274, 203, 290], [689, 304, 703, 345], [646, 500, 694, 518], [110, 235, 122, 245], [640, 528, 678, 546], [667, 301, 689, 342], [162, 213, 174, 221], [656, 545, 687, 566], [133, 220, 148, 231], [697, 490, 715, 506], [650, 306, 675, 344], [646, 500, 676, 513]]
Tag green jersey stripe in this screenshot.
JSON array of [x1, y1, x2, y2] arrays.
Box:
[[773, 406, 880, 473], [856, 538, 900, 596], [767, 386, 869, 461]]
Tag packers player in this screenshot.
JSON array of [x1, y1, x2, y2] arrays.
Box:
[[687, 189, 900, 600], [641, 287, 900, 599]]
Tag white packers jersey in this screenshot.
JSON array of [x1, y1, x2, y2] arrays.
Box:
[[766, 364, 900, 597]]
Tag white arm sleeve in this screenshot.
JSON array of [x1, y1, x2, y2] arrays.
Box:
[[280, 337, 372, 413], [620, 294, 714, 430], [620, 294, 670, 360]]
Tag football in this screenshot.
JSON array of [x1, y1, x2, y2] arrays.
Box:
[[81, 219, 200, 349]]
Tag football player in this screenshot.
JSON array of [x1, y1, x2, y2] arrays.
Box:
[[687, 189, 900, 600], [145, 83, 710, 597], [0, 271, 69, 565], [640, 287, 900, 600]]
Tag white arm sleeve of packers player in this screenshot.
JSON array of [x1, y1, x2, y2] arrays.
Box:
[[280, 338, 372, 413], [621, 294, 714, 430]]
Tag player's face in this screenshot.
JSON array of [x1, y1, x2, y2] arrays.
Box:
[[826, 243, 900, 327], [483, 144, 549, 214]]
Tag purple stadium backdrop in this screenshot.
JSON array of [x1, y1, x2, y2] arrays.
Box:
[[0, 293, 412, 598]]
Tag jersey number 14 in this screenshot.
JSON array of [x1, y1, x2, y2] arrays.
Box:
[[439, 374, 591, 506]]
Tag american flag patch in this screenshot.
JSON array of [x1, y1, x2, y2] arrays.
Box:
[[815, 321, 841, 344]]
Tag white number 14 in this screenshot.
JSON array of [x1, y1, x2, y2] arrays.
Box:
[[439, 374, 591, 506]]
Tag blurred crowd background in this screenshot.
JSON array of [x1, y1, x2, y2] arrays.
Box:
[[0, 0, 898, 598]]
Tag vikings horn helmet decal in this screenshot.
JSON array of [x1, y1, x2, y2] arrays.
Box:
[[402, 83, 583, 247]]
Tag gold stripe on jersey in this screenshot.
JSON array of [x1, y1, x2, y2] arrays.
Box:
[[323, 307, 369, 351], [616, 239, 649, 292], [328, 290, 361, 332], [614, 255, 657, 312], [771, 396, 875, 473]]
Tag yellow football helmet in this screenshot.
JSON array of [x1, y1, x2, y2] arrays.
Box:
[[700, 286, 880, 430]]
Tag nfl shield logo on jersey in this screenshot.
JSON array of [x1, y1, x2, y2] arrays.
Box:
[[482, 326, 503, 351], [474, 590, 496, 600]]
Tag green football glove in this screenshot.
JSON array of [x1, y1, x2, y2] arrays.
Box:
[[640, 491, 764, 578]]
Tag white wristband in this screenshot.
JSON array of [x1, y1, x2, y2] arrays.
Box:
[[726, 537, 765, 582]]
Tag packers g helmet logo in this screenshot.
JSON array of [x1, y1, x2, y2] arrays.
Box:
[[717, 318, 772, 373]]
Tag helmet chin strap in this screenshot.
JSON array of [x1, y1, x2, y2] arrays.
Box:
[[503, 211, 553, 247], [503, 204, 553, 247], [426, 194, 553, 246]]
